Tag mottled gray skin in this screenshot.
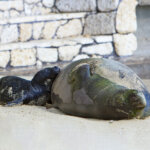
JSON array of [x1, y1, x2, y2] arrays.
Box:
[[0, 66, 60, 106], [51, 58, 150, 120]]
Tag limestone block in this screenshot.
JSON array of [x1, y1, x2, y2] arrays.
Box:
[[0, 51, 10, 68], [10, 10, 20, 18], [0, 10, 10, 20], [69, 36, 93, 44], [0, 26, 2, 35], [40, 7, 51, 14], [3, 11, 9, 19], [20, 24, 32, 42], [24, 3, 33, 15], [98, 0, 119, 11], [11, 49, 36, 67], [0, 1, 23, 11], [82, 43, 113, 55], [42, 21, 66, 39], [57, 19, 82, 38], [55, 0, 96, 12], [84, 12, 116, 35], [25, 0, 40, 4], [59, 45, 81, 61], [37, 2, 43, 7], [139, 0, 150, 5], [33, 23, 44, 40], [113, 33, 137, 56], [37, 48, 58, 62], [72, 54, 89, 61], [43, 0, 54, 7], [36, 60, 43, 68], [0, 12, 3, 19], [0, 25, 18, 43], [116, 0, 137, 33], [32, 5, 51, 15], [93, 36, 113, 43]]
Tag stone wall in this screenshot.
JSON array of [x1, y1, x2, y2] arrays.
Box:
[[0, 0, 138, 69]]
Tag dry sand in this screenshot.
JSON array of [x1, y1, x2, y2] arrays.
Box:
[[0, 79, 150, 150]]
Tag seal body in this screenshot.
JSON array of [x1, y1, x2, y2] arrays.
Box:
[[51, 58, 150, 119], [0, 66, 60, 106]]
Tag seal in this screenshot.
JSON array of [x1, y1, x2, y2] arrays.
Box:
[[51, 58, 150, 120], [0, 66, 60, 106]]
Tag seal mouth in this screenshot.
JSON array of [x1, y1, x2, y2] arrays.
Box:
[[115, 90, 147, 119]]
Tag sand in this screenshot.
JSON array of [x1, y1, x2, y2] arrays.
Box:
[[0, 79, 150, 150]]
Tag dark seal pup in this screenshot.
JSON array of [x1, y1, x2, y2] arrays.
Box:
[[0, 66, 60, 106]]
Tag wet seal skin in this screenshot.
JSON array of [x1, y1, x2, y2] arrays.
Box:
[[0, 66, 60, 106], [51, 58, 150, 120]]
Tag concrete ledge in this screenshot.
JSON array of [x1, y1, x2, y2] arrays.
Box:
[[0, 40, 77, 51], [0, 13, 87, 25], [0, 36, 113, 51]]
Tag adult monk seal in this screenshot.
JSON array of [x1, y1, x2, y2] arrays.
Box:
[[51, 58, 150, 119]]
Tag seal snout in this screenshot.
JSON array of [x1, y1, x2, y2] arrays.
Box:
[[129, 90, 146, 110], [52, 66, 60, 74], [51, 66, 60, 78], [43, 66, 60, 79]]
